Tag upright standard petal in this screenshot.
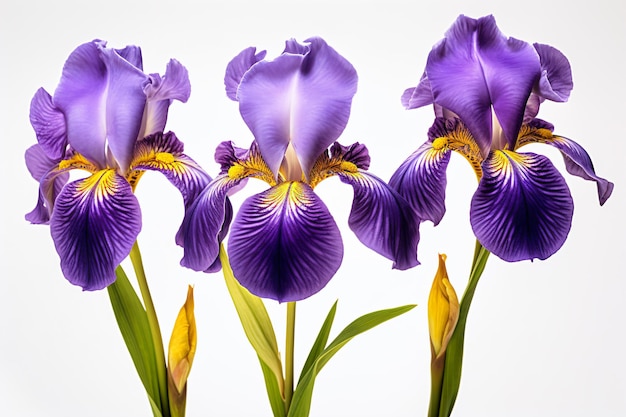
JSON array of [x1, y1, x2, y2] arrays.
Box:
[[533, 43, 573, 102], [228, 182, 343, 302], [471, 151, 573, 262], [29, 88, 67, 160], [224, 47, 267, 101], [50, 170, 141, 290], [426, 15, 540, 154]]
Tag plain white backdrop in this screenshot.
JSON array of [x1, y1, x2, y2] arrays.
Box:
[[1, 0, 624, 416]]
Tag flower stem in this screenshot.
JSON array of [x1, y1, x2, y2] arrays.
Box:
[[129, 241, 170, 416], [284, 301, 297, 413]]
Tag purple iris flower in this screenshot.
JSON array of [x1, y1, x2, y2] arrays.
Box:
[[391, 15, 614, 262], [26, 40, 210, 290], [179, 37, 420, 302]]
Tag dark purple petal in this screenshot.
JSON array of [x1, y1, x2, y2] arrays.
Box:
[[337, 171, 420, 270], [214, 140, 255, 174], [426, 15, 540, 153], [97, 44, 149, 172], [533, 43, 573, 102], [52, 41, 109, 167], [401, 72, 434, 110], [142, 59, 191, 137], [228, 182, 343, 302], [29, 88, 67, 160], [389, 140, 450, 225], [179, 175, 241, 272], [544, 135, 613, 205], [329, 142, 371, 170], [50, 170, 141, 290], [131, 131, 212, 207], [471, 151, 573, 262], [224, 47, 267, 101]]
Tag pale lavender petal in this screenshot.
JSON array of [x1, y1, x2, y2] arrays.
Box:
[[115, 45, 143, 70], [50, 170, 141, 290], [29, 88, 67, 159], [228, 182, 343, 302], [25, 144, 68, 224], [533, 43, 573, 102], [179, 175, 241, 272], [338, 171, 420, 270], [283, 38, 309, 55], [52, 41, 109, 167], [97, 44, 149, 172], [401, 72, 433, 109], [471, 151, 573, 262], [224, 47, 267, 101]]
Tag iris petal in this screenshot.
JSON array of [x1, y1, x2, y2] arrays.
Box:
[[179, 175, 240, 272], [224, 47, 267, 101], [533, 43, 573, 102], [426, 15, 540, 153], [50, 170, 141, 290], [130, 131, 212, 208], [338, 171, 420, 270], [29, 88, 67, 160], [142, 59, 191, 137], [401, 72, 433, 110], [471, 151, 573, 262], [228, 182, 343, 302], [389, 140, 451, 225], [25, 144, 69, 224]]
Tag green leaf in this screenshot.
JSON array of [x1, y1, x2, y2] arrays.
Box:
[[108, 265, 163, 417], [220, 245, 285, 397], [298, 301, 338, 385], [438, 241, 490, 417], [288, 304, 417, 417], [259, 356, 287, 417]]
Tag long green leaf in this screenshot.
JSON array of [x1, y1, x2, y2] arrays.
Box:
[[438, 242, 490, 417], [108, 266, 163, 417], [220, 245, 285, 397], [298, 301, 338, 385], [288, 304, 417, 417], [259, 356, 287, 417]]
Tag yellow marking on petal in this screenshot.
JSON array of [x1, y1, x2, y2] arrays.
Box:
[[58, 153, 97, 174], [432, 137, 448, 151], [444, 123, 484, 180], [516, 124, 555, 149], [168, 285, 196, 396], [75, 169, 119, 203], [226, 149, 277, 186], [155, 152, 176, 164], [308, 152, 361, 188], [428, 253, 459, 360], [126, 170, 145, 191]]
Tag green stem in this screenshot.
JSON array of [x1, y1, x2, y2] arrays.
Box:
[[129, 241, 170, 416], [284, 301, 297, 413], [438, 240, 490, 417], [428, 354, 445, 417]]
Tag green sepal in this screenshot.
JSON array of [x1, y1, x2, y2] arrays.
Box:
[[438, 241, 490, 417], [220, 245, 285, 398], [288, 304, 417, 417], [108, 265, 163, 417]]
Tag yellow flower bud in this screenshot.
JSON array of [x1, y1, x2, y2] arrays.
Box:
[[168, 285, 197, 395], [428, 254, 459, 359]]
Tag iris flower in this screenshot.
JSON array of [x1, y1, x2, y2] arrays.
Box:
[[390, 15, 613, 262], [26, 40, 210, 290], [179, 37, 420, 302]]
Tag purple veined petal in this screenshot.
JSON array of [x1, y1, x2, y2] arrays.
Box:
[[179, 174, 242, 272], [52, 41, 109, 167], [533, 43, 573, 103], [29, 88, 67, 160], [224, 47, 267, 101], [96, 43, 149, 173], [130, 131, 213, 207], [25, 144, 69, 224], [337, 170, 420, 270], [523, 93, 542, 122], [389, 140, 451, 225], [115, 44, 143, 70], [329, 141, 371, 170], [471, 150, 573, 262], [544, 134, 613, 205], [237, 53, 304, 176], [283, 38, 310, 55], [50, 170, 142, 290], [228, 181, 343, 302], [290, 37, 358, 179], [474, 15, 541, 150], [401, 72, 434, 110], [214, 140, 253, 174]]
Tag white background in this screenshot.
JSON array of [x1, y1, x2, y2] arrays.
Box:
[[1, 0, 624, 416]]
